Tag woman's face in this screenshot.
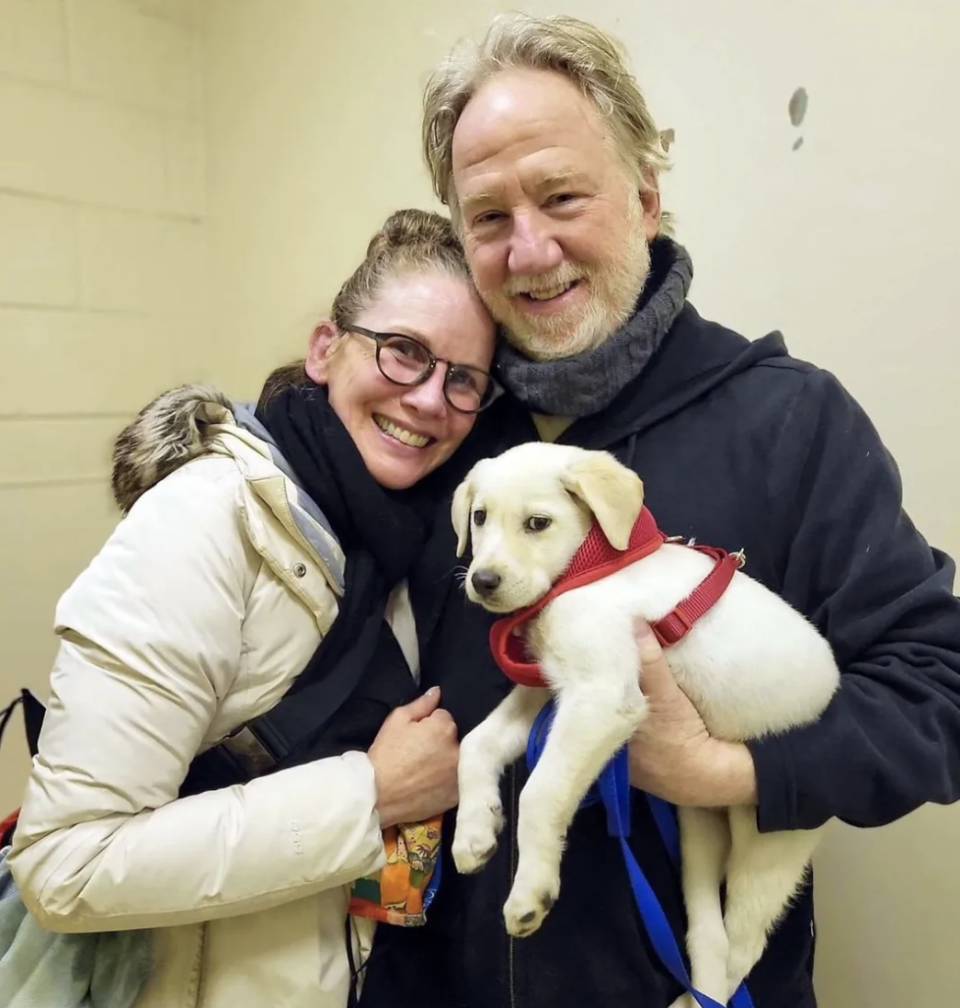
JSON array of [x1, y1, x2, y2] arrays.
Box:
[[306, 271, 496, 490]]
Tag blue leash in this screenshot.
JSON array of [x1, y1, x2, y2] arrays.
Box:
[[526, 700, 755, 1008]]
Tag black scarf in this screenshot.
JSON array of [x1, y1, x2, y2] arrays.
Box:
[[253, 383, 434, 764]]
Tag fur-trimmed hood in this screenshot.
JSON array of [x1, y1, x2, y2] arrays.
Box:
[[111, 385, 235, 515]]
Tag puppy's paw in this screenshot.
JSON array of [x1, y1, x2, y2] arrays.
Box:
[[503, 871, 560, 937], [452, 800, 504, 875]]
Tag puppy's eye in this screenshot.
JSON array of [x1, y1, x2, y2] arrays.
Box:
[[472, 509, 486, 527], [525, 515, 552, 533]]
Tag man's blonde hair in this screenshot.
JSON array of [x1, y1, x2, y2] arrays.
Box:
[[422, 13, 671, 230]]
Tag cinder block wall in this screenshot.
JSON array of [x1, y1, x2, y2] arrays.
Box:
[[0, 0, 210, 809]]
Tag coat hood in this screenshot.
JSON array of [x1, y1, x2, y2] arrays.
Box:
[[111, 385, 235, 515]]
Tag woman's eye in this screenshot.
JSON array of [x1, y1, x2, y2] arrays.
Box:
[[473, 509, 486, 527], [388, 339, 421, 360], [525, 515, 551, 532], [447, 367, 479, 391]]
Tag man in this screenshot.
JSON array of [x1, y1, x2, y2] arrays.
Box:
[[360, 13, 960, 1008]]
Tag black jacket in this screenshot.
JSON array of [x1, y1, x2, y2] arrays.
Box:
[[359, 303, 960, 1008]]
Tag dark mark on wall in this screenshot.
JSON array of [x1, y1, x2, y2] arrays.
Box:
[[789, 87, 808, 126], [789, 87, 808, 151]]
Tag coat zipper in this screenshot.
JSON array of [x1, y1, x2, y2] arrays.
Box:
[[508, 763, 518, 1008]]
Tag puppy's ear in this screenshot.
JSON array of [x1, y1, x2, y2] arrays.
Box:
[[451, 470, 476, 558], [561, 452, 644, 550]]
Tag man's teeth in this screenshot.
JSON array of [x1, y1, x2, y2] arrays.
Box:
[[375, 415, 430, 448], [525, 281, 575, 301]]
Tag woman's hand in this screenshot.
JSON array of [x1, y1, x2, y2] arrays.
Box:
[[368, 687, 460, 827]]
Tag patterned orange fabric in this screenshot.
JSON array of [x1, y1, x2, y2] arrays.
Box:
[[348, 816, 442, 927]]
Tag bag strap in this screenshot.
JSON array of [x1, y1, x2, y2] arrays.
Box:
[[1, 690, 46, 848], [0, 691, 43, 759], [0, 696, 20, 755]]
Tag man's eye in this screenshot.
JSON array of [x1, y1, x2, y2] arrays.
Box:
[[473, 509, 486, 527], [547, 193, 579, 207], [473, 210, 505, 226], [525, 515, 551, 532]]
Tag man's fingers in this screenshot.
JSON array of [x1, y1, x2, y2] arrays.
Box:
[[635, 618, 666, 665], [397, 686, 441, 723], [634, 619, 676, 694]]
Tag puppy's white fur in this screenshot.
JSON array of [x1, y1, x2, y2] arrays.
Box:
[[451, 442, 839, 1008]]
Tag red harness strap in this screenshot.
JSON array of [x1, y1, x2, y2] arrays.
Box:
[[488, 508, 744, 688]]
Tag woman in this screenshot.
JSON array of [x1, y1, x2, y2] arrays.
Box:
[[6, 209, 499, 1007]]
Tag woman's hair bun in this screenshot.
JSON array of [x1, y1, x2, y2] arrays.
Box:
[[366, 208, 460, 257]]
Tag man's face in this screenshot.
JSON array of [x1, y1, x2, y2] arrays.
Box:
[[451, 69, 661, 361]]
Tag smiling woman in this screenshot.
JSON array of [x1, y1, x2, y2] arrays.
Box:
[[306, 268, 497, 489], [5, 208, 499, 1008]]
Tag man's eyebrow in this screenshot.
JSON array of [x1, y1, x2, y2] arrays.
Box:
[[459, 190, 501, 214], [534, 170, 583, 190], [460, 172, 588, 215]]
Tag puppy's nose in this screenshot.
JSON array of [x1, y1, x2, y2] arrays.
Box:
[[471, 569, 502, 595]]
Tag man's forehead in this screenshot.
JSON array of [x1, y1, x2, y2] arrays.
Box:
[[452, 69, 608, 180]]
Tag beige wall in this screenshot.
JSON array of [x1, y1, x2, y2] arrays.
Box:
[[2, 0, 959, 1004], [0, 0, 209, 801]]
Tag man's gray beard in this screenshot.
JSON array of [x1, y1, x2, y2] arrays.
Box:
[[498, 232, 651, 362]]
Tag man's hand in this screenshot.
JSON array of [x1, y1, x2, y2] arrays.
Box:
[[368, 687, 460, 828], [629, 620, 758, 807]]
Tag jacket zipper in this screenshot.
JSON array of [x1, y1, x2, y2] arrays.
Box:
[[508, 763, 518, 1008]]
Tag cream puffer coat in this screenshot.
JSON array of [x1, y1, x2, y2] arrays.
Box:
[[8, 387, 419, 1007]]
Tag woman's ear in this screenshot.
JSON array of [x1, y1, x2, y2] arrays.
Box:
[[305, 321, 339, 384]]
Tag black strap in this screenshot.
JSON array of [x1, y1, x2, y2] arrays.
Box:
[[0, 697, 21, 759], [21, 690, 44, 757], [0, 690, 44, 761], [179, 602, 385, 796], [180, 549, 390, 797]]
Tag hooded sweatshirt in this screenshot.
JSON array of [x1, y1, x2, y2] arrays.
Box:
[[359, 239, 960, 1008]]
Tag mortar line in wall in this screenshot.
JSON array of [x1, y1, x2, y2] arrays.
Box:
[[0, 302, 186, 319], [0, 186, 205, 226], [0, 475, 108, 492], [0, 412, 130, 422], [0, 64, 201, 122]]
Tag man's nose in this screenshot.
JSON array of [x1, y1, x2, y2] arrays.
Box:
[[507, 211, 563, 276]]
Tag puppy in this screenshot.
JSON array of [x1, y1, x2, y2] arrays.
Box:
[[450, 442, 839, 1008]]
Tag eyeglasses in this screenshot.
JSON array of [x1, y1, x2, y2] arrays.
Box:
[[346, 325, 503, 414]]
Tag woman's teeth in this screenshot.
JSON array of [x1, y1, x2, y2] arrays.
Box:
[[375, 415, 430, 448]]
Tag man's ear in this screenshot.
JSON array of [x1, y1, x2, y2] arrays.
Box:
[[640, 174, 662, 242], [305, 321, 339, 384], [560, 452, 644, 550], [451, 470, 477, 558]]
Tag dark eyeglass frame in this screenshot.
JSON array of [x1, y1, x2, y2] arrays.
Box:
[[346, 324, 504, 414]]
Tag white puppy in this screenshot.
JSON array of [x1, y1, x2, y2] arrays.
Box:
[[450, 442, 839, 1008]]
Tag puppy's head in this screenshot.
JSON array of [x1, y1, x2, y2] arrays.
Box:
[[451, 443, 645, 613]]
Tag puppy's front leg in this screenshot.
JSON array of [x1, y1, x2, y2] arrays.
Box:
[[452, 685, 549, 875], [504, 670, 647, 937]]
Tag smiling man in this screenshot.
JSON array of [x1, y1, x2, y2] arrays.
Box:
[[359, 13, 960, 1008]]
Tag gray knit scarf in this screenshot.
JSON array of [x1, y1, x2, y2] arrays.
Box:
[[493, 237, 693, 418]]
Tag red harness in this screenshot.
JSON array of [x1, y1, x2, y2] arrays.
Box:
[[488, 507, 745, 688]]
